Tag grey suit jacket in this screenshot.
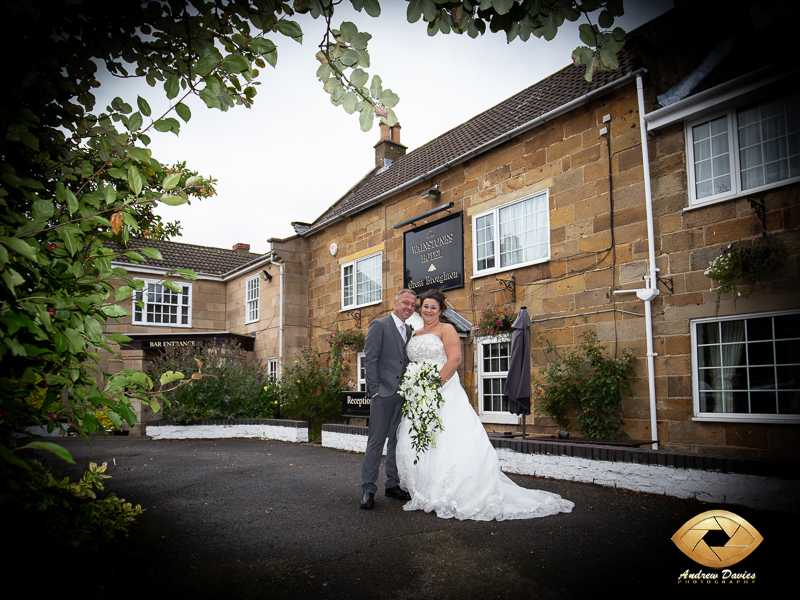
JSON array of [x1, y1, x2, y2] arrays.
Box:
[[363, 314, 411, 398]]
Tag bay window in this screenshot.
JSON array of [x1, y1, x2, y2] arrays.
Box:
[[472, 190, 550, 276], [477, 337, 519, 424], [692, 310, 800, 422], [687, 92, 800, 206], [132, 279, 192, 327], [245, 274, 260, 324], [341, 252, 382, 310]]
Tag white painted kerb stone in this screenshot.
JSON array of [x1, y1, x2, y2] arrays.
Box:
[[322, 430, 387, 455], [148, 423, 308, 442], [495, 448, 799, 513]]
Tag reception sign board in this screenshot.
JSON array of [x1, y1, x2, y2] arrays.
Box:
[[403, 211, 464, 295], [341, 391, 370, 420]]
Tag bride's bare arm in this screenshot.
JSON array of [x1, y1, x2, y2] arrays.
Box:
[[440, 324, 462, 382]]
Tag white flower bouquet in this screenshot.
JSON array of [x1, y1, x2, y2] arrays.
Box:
[[399, 362, 445, 464]]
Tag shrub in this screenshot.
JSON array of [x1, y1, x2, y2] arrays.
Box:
[[281, 347, 345, 440], [0, 460, 142, 549], [148, 340, 280, 422], [536, 323, 636, 439]]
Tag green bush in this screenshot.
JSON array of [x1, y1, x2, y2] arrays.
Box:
[[281, 347, 345, 440], [148, 341, 281, 422], [536, 323, 636, 439], [1, 460, 142, 549]]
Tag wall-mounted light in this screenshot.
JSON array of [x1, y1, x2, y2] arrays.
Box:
[[260, 268, 272, 282], [330, 242, 338, 257], [420, 185, 441, 201]]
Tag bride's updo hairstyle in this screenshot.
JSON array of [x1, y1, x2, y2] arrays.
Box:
[[418, 289, 450, 324]]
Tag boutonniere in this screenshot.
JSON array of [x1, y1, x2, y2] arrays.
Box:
[[408, 324, 414, 337]]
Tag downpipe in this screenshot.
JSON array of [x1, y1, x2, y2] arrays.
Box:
[[637, 74, 660, 450], [269, 258, 285, 377]]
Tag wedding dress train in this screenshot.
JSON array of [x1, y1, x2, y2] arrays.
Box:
[[396, 334, 574, 521]]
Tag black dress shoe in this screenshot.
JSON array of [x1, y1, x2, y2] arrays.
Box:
[[385, 486, 411, 501], [360, 492, 375, 510]]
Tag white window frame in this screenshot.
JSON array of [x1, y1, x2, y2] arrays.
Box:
[[691, 309, 800, 424], [357, 351, 367, 392], [245, 274, 260, 324], [476, 336, 519, 425], [686, 91, 800, 208], [132, 279, 192, 328], [471, 190, 550, 278], [340, 251, 382, 310], [267, 357, 279, 379]]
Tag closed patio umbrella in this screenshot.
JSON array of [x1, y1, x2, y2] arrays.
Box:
[[504, 306, 531, 438]]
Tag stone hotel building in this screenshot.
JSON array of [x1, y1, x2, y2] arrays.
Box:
[[106, 8, 799, 459]]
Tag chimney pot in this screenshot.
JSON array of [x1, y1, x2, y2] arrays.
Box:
[[374, 121, 406, 168], [233, 243, 251, 252]]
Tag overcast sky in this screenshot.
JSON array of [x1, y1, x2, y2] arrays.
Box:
[[98, 0, 673, 254]]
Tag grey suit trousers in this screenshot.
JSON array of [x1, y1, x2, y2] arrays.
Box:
[[361, 391, 405, 494]]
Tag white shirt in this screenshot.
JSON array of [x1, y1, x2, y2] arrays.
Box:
[[390, 312, 407, 342]]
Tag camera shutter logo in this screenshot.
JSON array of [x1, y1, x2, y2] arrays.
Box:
[[672, 510, 763, 568]]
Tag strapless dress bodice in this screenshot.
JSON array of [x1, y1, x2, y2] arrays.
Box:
[[407, 334, 448, 369]]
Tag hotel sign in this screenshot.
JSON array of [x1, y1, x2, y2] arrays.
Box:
[[403, 211, 464, 295]]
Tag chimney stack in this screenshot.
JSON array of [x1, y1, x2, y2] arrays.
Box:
[[232, 243, 251, 252], [374, 122, 406, 168]]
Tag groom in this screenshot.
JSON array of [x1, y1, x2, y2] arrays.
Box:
[[359, 289, 416, 509]]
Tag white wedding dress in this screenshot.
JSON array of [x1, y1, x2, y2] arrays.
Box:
[[396, 334, 574, 521]]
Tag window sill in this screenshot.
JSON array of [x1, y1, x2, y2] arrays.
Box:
[[471, 256, 549, 280], [692, 414, 800, 424], [685, 177, 800, 212], [340, 299, 382, 312], [479, 413, 521, 425], [132, 323, 193, 328]]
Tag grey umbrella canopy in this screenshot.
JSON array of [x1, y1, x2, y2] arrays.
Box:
[[503, 307, 531, 436]]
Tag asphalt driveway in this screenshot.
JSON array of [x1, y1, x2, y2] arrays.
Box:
[[22, 436, 791, 598]]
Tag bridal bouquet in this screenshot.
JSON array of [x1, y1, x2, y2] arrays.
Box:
[[399, 362, 445, 464]]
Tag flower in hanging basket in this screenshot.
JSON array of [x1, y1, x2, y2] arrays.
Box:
[[705, 235, 788, 298], [327, 327, 366, 354], [472, 304, 517, 338]]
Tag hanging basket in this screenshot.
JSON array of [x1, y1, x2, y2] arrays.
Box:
[[472, 305, 517, 338]]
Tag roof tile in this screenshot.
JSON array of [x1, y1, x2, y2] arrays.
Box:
[[108, 239, 265, 277]]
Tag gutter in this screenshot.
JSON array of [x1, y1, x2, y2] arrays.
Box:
[[269, 258, 285, 377], [301, 69, 647, 237], [644, 62, 796, 132]]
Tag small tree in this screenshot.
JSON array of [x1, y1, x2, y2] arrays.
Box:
[[281, 347, 345, 440], [536, 323, 636, 439]]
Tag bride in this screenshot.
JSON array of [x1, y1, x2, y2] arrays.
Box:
[[396, 289, 574, 521]]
